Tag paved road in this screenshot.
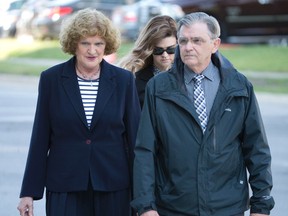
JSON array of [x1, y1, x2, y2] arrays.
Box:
[[0, 74, 287, 216]]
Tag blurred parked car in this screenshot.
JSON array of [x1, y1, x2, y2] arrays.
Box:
[[16, 0, 53, 38], [0, 0, 26, 37], [17, 0, 138, 40], [112, 0, 185, 41], [163, 0, 288, 44]]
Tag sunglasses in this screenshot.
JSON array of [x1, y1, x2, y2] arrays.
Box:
[[153, 46, 176, 55]]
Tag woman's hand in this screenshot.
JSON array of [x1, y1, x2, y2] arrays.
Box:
[[17, 197, 33, 216]]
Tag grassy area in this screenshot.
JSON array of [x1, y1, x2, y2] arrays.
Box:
[[0, 38, 68, 60], [220, 44, 288, 72], [1, 38, 288, 71], [249, 77, 288, 93], [0, 38, 287, 93], [0, 38, 133, 75]]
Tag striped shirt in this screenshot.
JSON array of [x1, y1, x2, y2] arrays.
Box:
[[77, 77, 99, 128]]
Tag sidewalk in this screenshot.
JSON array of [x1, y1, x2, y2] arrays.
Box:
[[4, 57, 288, 79], [242, 70, 288, 79]]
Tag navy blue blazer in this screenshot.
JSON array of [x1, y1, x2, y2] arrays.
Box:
[[20, 57, 141, 200]]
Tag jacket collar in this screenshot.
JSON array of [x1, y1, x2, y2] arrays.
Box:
[[153, 47, 249, 115], [151, 47, 249, 137], [61, 56, 117, 130], [169, 46, 248, 97]]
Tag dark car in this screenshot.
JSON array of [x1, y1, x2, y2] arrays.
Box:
[[24, 0, 136, 40], [163, 0, 288, 44]]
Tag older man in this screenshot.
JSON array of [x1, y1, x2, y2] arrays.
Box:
[[131, 12, 274, 216]]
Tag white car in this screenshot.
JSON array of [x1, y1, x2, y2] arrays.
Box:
[[0, 0, 26, 37], [112, 0, 184, 41]]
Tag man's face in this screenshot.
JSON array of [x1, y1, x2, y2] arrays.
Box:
[[178, 22, 220, 73]]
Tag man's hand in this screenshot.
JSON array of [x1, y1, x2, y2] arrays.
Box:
[[250, 214, 269, 216], [17, 197, 33, 216], [140, 210, 159, 216]]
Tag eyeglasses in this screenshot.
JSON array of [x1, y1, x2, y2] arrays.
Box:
[[178, 37, 216, 46], [153, 46, 176, 55]]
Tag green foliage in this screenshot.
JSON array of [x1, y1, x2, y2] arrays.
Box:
[[220, 44, 288, 72], [117, 42, 134, 59]]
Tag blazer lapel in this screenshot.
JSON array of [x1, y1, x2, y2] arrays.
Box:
[[89, 60, 116, 130], [61, 57, 88, 127]]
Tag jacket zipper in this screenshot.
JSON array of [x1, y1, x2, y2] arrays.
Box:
[[213, 126, 217, 152]]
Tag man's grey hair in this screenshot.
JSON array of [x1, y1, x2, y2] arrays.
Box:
[[177, 12, 221, 39]]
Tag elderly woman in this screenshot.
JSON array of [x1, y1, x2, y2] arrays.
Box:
[[17, 8, 141, 216]]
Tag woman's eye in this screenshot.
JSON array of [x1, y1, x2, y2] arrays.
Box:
[[95, 42, 104, 47], [81, 42, 89, 46]]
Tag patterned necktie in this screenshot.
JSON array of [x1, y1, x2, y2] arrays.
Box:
[[193, 74, 208, 133]]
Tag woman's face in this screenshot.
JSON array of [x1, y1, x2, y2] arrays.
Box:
[[152, 36, 177, 71], [75, 35, 106, 72]]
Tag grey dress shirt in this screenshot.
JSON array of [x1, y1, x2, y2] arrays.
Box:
[[183, 61, 220, 118]]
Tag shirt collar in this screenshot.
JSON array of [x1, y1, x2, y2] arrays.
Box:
[[184, 61, 215, 84], [153, 65, 172, 76]]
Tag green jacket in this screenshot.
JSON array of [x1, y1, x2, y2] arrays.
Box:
[[131, 50, 274, 216]]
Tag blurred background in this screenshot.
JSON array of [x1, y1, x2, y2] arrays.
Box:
[[0, 0, 184, 41], [0, 0, 288, 44], [1, 0, 288, 91]]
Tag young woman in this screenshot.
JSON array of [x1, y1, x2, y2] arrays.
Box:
[[118, 15, 177, 107]]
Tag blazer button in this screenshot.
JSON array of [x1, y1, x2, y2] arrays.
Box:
[[86, 139, 91, 145]]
